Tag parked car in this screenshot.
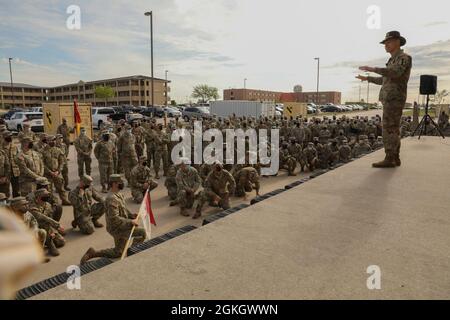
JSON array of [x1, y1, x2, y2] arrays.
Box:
[[92, 107, 116, 129], [163, 106, 182, 118], [141, 107, 165, 118], [5, 112, 44, 132], [182, 106, 211, 121], [320, 105, 343, 113], [1, 109, 22, 120]]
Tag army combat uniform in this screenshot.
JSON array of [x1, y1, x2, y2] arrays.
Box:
[[129, 156, 158, 203], [74, 130, 93, 177]]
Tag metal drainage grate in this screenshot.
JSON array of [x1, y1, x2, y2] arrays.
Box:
[[16, 258, 114, 300], [127, 225, 197, 256], [202, 204, 250, 226]]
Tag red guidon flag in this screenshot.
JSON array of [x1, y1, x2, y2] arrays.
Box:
[[139, 189, 156, 239], [74, 99, 82, 135]]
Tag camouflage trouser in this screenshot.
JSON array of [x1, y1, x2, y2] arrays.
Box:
[[135, 143, 145, 158], [167, 185, 178, 200], [121, 157, 138, 183], [306, 158, 317, 172], [74, 202, 105, 235], [96, 227, 146, 259], [382, 101, 404, 157], [77, 155, 92, 178], [19, 179, 36, 197], [281, 157, 297, 175], [44, 226, 65, 248], [113, 153, 118, 174], [35, 229, 47, 247], [146, 145, 156, 171], [99, 162, 113, 186], [177, 189, 197, 209], [235, 179, 253, 197], [0, 181, 10, 198], [45, 173, 67, 202], [197, 190, 230, 212], [62, 162, 69, 188]]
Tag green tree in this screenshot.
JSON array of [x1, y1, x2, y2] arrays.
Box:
[[191, 84, 219, 103], [170, 100, 177, 106], [95, 86, 115, 105], [433, 89, 449, 105]]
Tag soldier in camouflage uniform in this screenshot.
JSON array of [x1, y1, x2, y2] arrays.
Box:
[[153, 124, 170, 178], [16, 138, 45, 196], [303, 142, 318, 172], [69, 175, 105, 235], [55, 134, 70, 191], [174, 159, 201, 217], [56, 118, 71, 157], [80, 174, 146, 264], [117, 124, 138, 185], [2, 131, 20, 197], [130, 156, 158, 203], [339, 139, 352, 163], [33, 133, 48, 154], [195, 162, 236, 219], [373, 136, 384, 150], [94, 132, 114, 193], [131, 120, 146, 158], [74, 127, 93, 177], [27, 177, 63, 224], [234, 166, 260, 198], [42, 136, 70, 205], [358, 31, 411, 167], [30, 188, 65, 256], [17, 122, 36, 144], [0, 145, 10, 197], [279, 142, 297, 176], [164, 165, 178, 201]]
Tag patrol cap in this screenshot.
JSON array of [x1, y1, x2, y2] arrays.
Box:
[[380, 31, 406, 46], [55, 134, 63, 139], [48, 135, 56, 141], [3, 131, 12, 138], [109, 174, 124, 184], [0, 193, 7, 201], [9, 197, 28, 207], [81, 175, 93, 185], [21, 137, 33, 144], [23, 122, 31, 127], [35, 188, 50, 198], [35, 177, 51, 186]]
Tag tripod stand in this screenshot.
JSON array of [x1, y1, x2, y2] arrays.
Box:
[[411, 94, 445, 139]]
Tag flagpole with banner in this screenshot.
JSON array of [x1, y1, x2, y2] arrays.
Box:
[[120, 189, 157, 260], [73, 99, 82, 136]]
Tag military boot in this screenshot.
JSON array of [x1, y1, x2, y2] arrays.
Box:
[[372, 155, 396, 168], [80, 247, 97, 265], [93, 220, 104, 228], [61, 194, 71, 206], [71, 220, 78, 229], [192, 207, 202, 219], [394, 154, 401, 167], [180, 208, 189, 217], [47, 239, 60, 257]]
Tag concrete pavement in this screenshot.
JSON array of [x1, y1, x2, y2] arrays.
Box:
[[33, 137, 450, 300]]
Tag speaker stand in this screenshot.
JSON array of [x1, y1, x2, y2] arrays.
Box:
[[411, 94, 445, 139]]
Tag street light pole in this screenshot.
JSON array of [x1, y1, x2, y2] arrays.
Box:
[[165, 70, 168, 107], [359, 82, 361, 102], [244, 78, 247, 89], [8, 58, 15, 108], [314, 57, 320, 105], [145, 11, 154, 107], [366, 72, 370, 105]]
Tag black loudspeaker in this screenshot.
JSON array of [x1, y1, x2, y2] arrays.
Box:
[[420, 75, 437, 95]]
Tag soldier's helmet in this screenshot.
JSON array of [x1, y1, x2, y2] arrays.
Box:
[[109, 174, 124, 184], [35, 177, 51, 187], [9, 196, 29, 208], [81, 175, 94, 185]]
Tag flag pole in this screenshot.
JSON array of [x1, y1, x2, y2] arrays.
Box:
[[120, 189, 151, 260]]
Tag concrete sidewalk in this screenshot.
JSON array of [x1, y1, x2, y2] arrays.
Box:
[[34, 137, 450, 300]]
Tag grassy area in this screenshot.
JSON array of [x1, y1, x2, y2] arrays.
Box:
[[403, 109, 438, 118]]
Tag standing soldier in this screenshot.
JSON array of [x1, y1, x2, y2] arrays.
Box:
[[17, 123, 36, 143], [129, 156, 158, 203], [117, 124, 138, 185], [33, 133, 48, 154], [174, 158, 201, 217], [153, 124, 170, 179], [0, 140, 11, 197], [55, 134, 70, 191], [16, 138, 44, 196], [357, 31, 411, 167], [80, 174, 146, 264], [2, 132, 20, 197], [43, 136, 70, 205], [74, 127, 93, 177], [56, 118, 71, 157], [69, 175, 105, 235], [131, 120, 146, 158], [94, 132, 114, 193]]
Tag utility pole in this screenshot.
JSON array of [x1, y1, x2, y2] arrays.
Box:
[[9, 58, 15, 108], [144, 11, 154, 107], [314, 57, 320, 105]]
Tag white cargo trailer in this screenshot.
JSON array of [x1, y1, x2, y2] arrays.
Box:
[[210, 101, 275, 119]]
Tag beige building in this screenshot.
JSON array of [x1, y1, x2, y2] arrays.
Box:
[[0, 75, 170, 109]]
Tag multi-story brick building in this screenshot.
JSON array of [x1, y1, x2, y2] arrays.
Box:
[[223, 88, 341, 105], [0, 75, 170, 109]]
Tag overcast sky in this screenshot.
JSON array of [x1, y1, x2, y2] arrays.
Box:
[[1, 0, 449, 103]]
